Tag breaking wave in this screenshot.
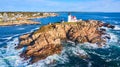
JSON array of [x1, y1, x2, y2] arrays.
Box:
[[27, 42, 89, 67], [114, 25, 120, 30]]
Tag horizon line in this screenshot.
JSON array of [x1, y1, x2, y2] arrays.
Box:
[[0, 11, 120, 13]]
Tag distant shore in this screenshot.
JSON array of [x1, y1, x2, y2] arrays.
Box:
[[0, 12, 57, 26], [0, 20, 40, 26]]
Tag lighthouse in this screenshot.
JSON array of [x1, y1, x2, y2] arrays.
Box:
[[68, 13, 77, 22], [68, 13, 71, 22]]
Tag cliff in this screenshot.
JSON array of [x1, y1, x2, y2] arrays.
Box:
[[16, 20, 115, 63]]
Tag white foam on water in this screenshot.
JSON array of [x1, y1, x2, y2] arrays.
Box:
[[0, 37, 12, 40], [0, 26, 42, 67], [30, 27, 39, 33], [103, 16, 109, 18], [109, 33, 118, 43], [17, 28, 25, 30], [69, 46, 88, 57], [88, 51, 107, 59], [0, 38, 28, 67], [28, 54, 61, 67], [0, 36, 13, 46], [114, 25, 120, 30], [79, 43, 100, 49], [88, 61, 92, 67], [100, 27, 110, 31], [5, 38, 20, 56], [26, 44, 89, 67], [105, 59, 112, 62]]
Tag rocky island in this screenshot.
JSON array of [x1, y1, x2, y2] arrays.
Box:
[[16, 20, 115, 63], [0, 12, 57, 26]]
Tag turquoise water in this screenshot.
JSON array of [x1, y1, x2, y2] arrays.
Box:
[[0, 12, 120, 67]]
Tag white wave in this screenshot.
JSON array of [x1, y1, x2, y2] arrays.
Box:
[[5, 38, 20, 55], [114, 25, 120, 30], [100, 27, 110, 31], [30, 27, 39, 33], [17, 28, 25, 30], [109, 33, 118, 42], [0, 38, 27, 67], [0, 36, 13, 44], [103, 16, 109, 18], [27, 54, 61, 67], [27, 44, 89, 67], [106, 59, 112, 62], [88, 61, 92, 67], [0, 26, 41, 66], [1, 36, 12, 40], [79, 43, 100, 49]]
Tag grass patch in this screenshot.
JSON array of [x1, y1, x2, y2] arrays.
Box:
[[34, 22, 84, 34], [34, 24, 55, 34]]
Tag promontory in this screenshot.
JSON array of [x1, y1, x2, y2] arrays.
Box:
[[16, 20, 115, 63]]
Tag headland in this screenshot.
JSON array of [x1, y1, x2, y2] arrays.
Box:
[[16, 20, 115, 63]]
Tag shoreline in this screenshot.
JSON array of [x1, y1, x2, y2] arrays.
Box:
[[0, 13, 58, 26], [0, 20, 40, 26]]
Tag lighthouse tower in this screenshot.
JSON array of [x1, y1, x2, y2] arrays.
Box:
[[68, 13, 71, 22]]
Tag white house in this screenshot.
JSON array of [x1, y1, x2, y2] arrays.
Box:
[[68, 13, 77, 22], [2, 13, 8, 22]]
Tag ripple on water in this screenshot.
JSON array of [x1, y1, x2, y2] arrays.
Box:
[[17, 28, 25, 30]]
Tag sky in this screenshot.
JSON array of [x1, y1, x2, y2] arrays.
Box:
[[0, 0, 120, 12]]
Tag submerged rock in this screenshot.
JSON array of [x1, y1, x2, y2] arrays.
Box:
[[16, 20, 114, 63]]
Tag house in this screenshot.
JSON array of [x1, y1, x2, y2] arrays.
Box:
[[68, 13, 77, 22]]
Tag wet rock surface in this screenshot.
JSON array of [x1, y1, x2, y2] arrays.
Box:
[[16, 20, 114, 63]]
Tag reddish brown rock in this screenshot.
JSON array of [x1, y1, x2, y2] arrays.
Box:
[[16, 20, 114, 63]]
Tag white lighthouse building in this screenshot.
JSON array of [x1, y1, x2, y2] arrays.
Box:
[[68, 13, 71, 22], [68, 13, 77, 22]]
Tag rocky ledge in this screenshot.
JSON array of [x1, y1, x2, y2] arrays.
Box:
[[16, 20, 115, 63]]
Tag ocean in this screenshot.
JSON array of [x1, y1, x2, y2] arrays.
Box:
[[0, 12, 120, 67]]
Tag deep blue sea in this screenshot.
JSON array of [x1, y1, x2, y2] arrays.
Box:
[[0, 12, 120, 67]]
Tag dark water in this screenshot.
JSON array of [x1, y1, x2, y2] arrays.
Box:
[[0, 12, 120, 67]]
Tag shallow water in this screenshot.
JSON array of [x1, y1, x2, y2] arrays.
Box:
[[0, 12, 120, 67]]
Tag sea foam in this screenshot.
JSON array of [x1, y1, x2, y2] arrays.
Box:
[[114, 25, 120, 30], [26, 43, 89, 67]]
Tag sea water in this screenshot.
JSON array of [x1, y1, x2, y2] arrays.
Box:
[[0, 12, 120, 67]]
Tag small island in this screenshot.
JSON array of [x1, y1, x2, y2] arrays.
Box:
[[16, 19, 115, 64], [0, 12, 57, 26]]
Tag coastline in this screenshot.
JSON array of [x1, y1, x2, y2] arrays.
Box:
[[0, 12, 58, 26], [0, 12, 119, 67], [0, 20, 40, 26]]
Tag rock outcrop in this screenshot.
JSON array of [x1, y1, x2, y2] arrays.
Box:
[[16, 20, 114, 63]]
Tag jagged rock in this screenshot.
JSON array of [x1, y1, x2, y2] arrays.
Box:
[[16, 20, 114, 63]]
